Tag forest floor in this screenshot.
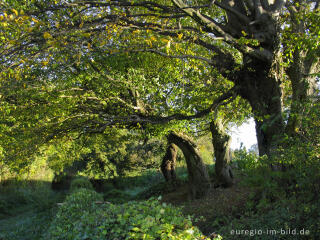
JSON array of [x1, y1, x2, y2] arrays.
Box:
[[162, 175, 254, 235], [0, 172, 252, 239], [0, 207, 54, 240], [0, 181, 63, 240], [1, 169, 319, 239]]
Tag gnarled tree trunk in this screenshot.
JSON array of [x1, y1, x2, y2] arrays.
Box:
[[160, 143, 177, 183], [209, 0, 286, 161], [210, 118, 234, 187], [236, 55, 285, 162], [168, 132, 211, 199]]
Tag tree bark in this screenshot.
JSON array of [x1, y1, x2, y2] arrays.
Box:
[[285, 49, 319, 137], [168, 132, 211, 199], [210, 118, 234, 187], [236, 54, 285, 161], [160, 143, 177, 183], [284, 3, 320, 136]]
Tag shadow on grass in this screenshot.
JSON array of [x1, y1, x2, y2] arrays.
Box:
[[0, 179, 65, 240]]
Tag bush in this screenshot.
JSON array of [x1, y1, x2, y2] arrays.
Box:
[[44, 188, 103, 240], [215, 197, 320, 239], [45, 192, 216, 240], [219, 136, 320, 239], [69, 176, 94, 192], [232, 148, 261, 171]]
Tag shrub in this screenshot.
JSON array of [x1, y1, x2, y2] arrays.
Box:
[[69, 176, 94, 192], [215, 197, 320, 239], [44, 188, 103, 240], [45, 194, 217, 240], [232, 148, 261, 171]]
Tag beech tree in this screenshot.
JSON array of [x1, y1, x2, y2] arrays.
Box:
[[160, 142, 178, 183], [0, 0, 319, 171], [210, 117, 234, 187], [167, 132, 211, 198]]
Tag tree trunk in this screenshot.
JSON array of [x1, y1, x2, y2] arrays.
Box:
[[168, 132, 211, 199], [237, 57, 285, 160], [286, 49, 319, 136], [210, 118, 234, 187], [284, 4, 320, 137], [160, 143, 177, 183]]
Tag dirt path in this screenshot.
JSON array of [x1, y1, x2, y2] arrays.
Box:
[[162, 178, 254, 235]]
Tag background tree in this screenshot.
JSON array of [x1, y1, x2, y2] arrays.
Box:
[[160, 142, 178, 183], [210, 117, 234, 187], [167, 132, 211, 198]]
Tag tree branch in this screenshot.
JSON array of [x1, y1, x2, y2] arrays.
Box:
[[171, 0, 273, 62], [97, 86, 238, 126], [130, 48, 213, 65], [214, 1, 251, 25]]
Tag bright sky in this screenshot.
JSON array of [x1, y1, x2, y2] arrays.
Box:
[[230, 118, 257, 150]]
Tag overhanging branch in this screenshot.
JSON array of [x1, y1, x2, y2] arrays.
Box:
[[130, 48, 213, 65], [171, 0, 273, 62], [97, 86, 238, 127]]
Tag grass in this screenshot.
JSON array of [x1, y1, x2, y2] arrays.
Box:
[[0, 180, 65, 240], [0, 167, 165, 240], [0, 164, 210, 239], [1, 157, 319, 240], [0, 207, 55, 240]]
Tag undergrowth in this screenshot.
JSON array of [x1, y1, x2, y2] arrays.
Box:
[[0, 180, 63, 240], [210, 146, 320, 239], [44, 188, 219, 240]]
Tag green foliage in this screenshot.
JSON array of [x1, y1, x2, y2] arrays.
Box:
[[215, 198, 320, 239], [0, 0, 251, 172], [274, 101, 320, 194], [46, 188, 211, 240], [0, 2, 319, 239], [196, 134, 215, 165], [48, 133, 166, 181], [215, 106, 320, 239], [281, 3, 320, 65], [100, 137, 166, 177], [232, 147, 262, 171], [45, 188, 103, 240], [110, 168, 164, 190], [100, 181, 115, 192], [69, 176, 94, 192], [211, 151, 320, 239]]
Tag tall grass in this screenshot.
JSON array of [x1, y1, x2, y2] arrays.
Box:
[[0, 157, 63, 240]]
